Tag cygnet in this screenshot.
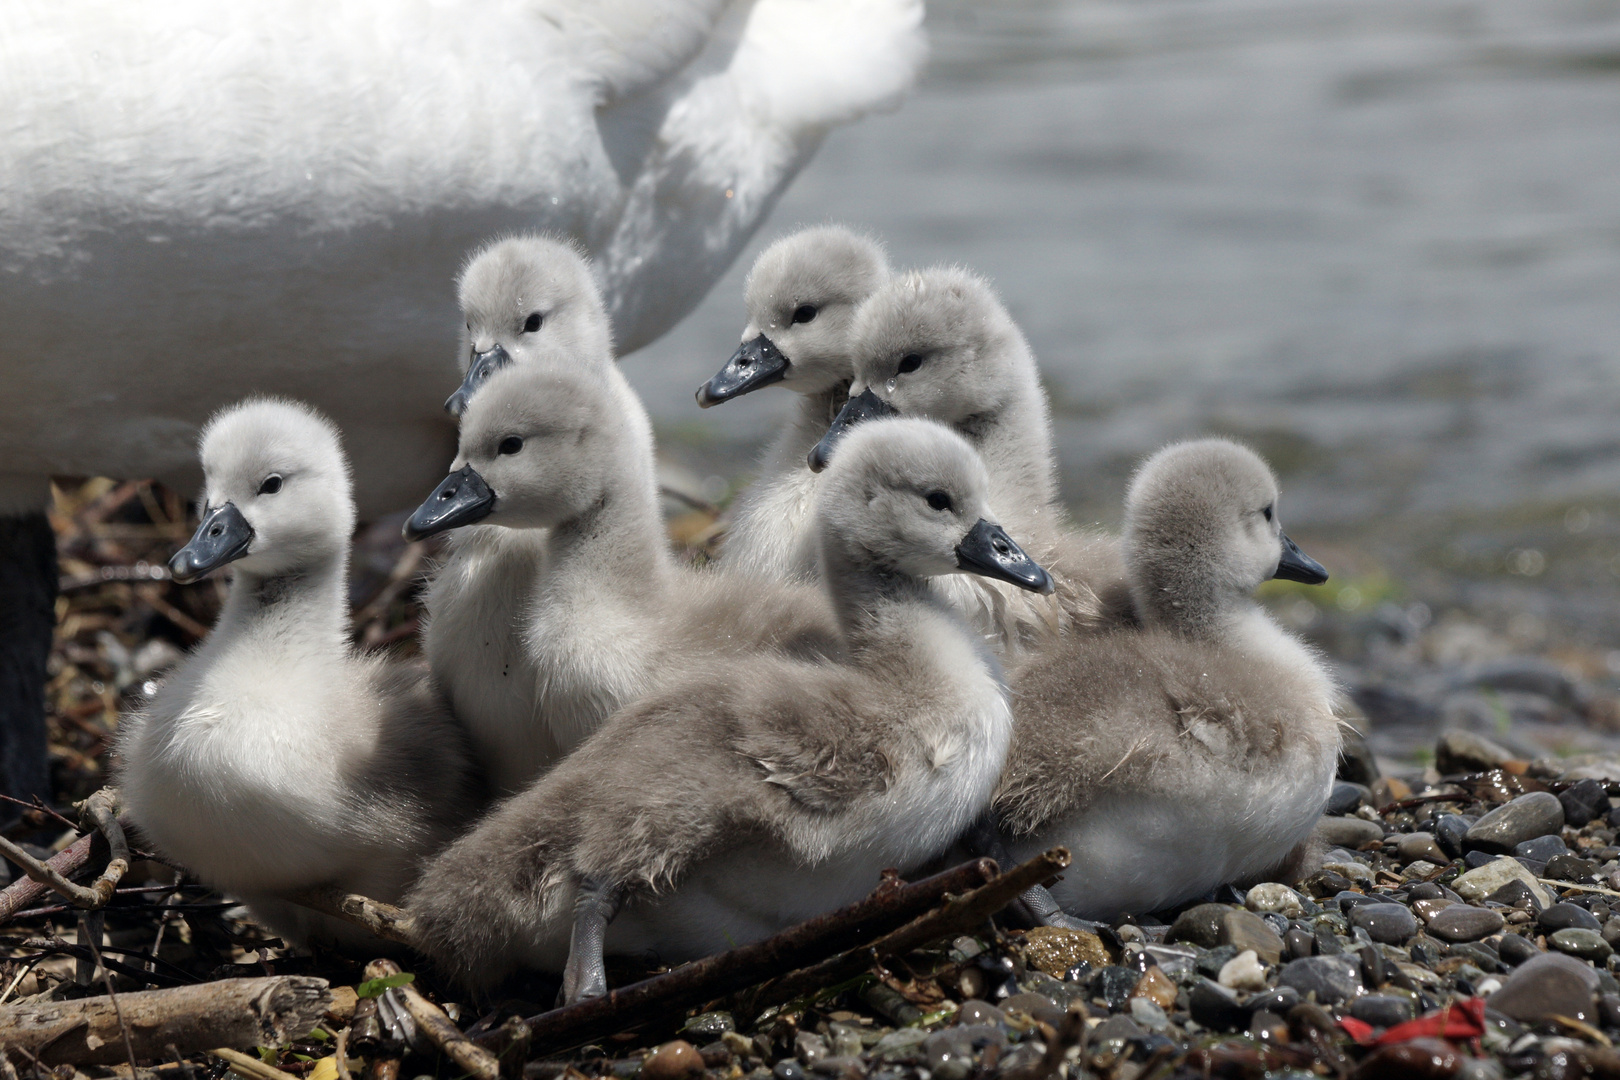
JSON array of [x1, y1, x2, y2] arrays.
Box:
[[810, 265, 1127, 653], [116, 400, 481, 949], [405, 417, 1054, 998], [993, 438, 1340, 919], [696, 226, 890, 579], [408, 356, 843, 794]]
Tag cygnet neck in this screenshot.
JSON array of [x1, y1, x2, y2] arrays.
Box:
[[214, 549, 352, 649], [545, 468, 674, 599], [1130, 568, 1251, 640], [818, 539, 937, 645]]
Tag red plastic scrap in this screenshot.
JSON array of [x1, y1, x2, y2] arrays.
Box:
[[1338, 1016, 1376, 1046], [1372, 998, 1486, 1046]]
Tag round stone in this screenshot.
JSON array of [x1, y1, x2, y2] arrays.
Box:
[[773, 1061, 807, 1080], [1350, 903, 1420, 944], [1327, 782, 1369, 816], [1246, 882, 1305, 918], [1218, 949, 1268, 991], [1559, 778, 1609, 828], [1276, 955, 1362, 1004], [1551, 927, 1615, 963], [1498, 933, 1541, 966], [1539, 903, 1603, 933], [954, 1000, 1004, 1027], [1463, 792, 1565, 854], [1433, 815, 1473, 859], [1427, 904, 1505, 942], [1396, 832, 1449, 866], [1219, 909, 1285, 962], [644, 1041, 704, 1080], [1166, 903, 1232, 949], [1489, 952, 1601, 1022], [1350, 994, 1416, 1028], [1314, 816, 1384, 849], [1000, 992, 1063, 1028]]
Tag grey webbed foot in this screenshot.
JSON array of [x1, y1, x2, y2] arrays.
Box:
[[558, 876, 626, 1007]]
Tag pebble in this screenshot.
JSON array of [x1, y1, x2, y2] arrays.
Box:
[[644, 1041, 705, 1080], [1350, 994, 1416, 1027], [953, 1000, 1003, 1027], [1314, 816, 1384, 849], [1560, 778, 1609, 827], [1092, 966, 1139, 1012], [1019, 926, 1109, 978], [1550, 927, 1615, 963], [1396, 832, 1449, 866], [795, 1033, 828, 1065], [1546, 853, 1600, 882], [1401, 859, 1443, 880], [1435, 730, 1516, 774], [773, 1061, 807, 1080], [921, 1029, 975, 1080], [1434, 814, 1473, 859], [1515, 834, 1571, 864], [1088, 1015, 1143, 1045], [1350, 903, 1420, 944], [1488, 951, 1600, 1022], [1285, 926, 1314, 960], [1217, 949, 1268, 991], [1245, 882, 1305, 918], [1219, 909, 1285, 962], [869, 1030, 927, 1063], [1412, 897, 1455, 922], [1427, 905, 1505, 942], [1276, 955, 1362, 1005], [1497, 933, 1541, 966], [1355, 1038, 1463, 1080], [1129, 996, 1169, 1032], [1604, 918, 1620, 947], [1129, 966, 1178, 1010], [1166, 903, 1231, 949], [1453, 855, 1554, 907], [1188, 978, 1246, 1030], [1463, 792, 1565, 854], [1327, 781, 1369, 815], [1484, 879, 1542, 910], [1000, 992, 1063, 1028], [681, 1012, 734, 1039], [1539, 903, 1603, 933]]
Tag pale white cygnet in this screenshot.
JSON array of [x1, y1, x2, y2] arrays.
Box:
[[405, 417, 1054, 997], [994, 439, 1341, 919], [811, 265, 1128, 653], [116, 400, 481, 949], [408, 357, 843, 795], [696, 226, 890, 579]]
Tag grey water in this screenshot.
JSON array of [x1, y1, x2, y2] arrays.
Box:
[[621, 0, 1620, 639]]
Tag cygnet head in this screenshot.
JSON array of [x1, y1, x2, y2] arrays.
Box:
[[406, 356, 627, 540], [446, 235, 614, 415], [169, 400, 354, 584], [1123, 438, 1327, 631], [808, 266, 1034, 471], [815, 417, 1053, 595], [696, 226, 889, 407]]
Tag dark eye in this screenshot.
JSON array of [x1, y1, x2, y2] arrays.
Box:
[[926, 491, 953, 512], [897, 354, 923, 374], [1262, 504, 1274, 522], [523, 312, 542, 333], [498, 436, 524, 455], [257, 474, 282, 495], [792, 304, 817, 324]]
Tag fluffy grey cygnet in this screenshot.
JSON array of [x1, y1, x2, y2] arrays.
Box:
[[419, 238, 630, 793], [116, 400, 481, 950], [404, 418, 1055, 999], [444, 234, 615, 416], [993, 438, 1341, 919], [812, 265, 1127, 653], [697, 226, 890, 579], [408, 355, 844, 795]]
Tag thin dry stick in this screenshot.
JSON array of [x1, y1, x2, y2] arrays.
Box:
[[366, 959, 499, 1080], [0, 834, 105, 909], [286, 885, 416, 946], [211, 1048, 301, 1080], [82, 918, 140, 1075], [76, 788, 131, 908], [1004, 1002, 1087, 1080], [333, 1027, 354, 1080]]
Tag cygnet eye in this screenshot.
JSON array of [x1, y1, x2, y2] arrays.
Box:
[[523, 312, 543, 333], [498, 435, 524, 455], [258, 474, 283, 496], [792, 304, 817, 324], [897, 354, 924, 374], [925, 491, 953, 512], [1262, 504, 1274, 522]]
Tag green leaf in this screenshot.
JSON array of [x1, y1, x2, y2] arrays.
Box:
[[355, 972, 416, 998], [257, 1048, 277, 1065]]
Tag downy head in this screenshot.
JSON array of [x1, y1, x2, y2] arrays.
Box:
[[1123, 438, 1327, 633], [814, 417, 1053, 596], [406, 356, 642, 541], [808, 266, 1045, 473], [170, 400, 354, 584], [696, 226, 889, 406], [446, 235, 614, 416]]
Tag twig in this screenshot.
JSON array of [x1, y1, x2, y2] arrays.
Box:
[[0, 834, 106, 909], [211, 1048, 300, 1080], [76, 787, 131, 907], [746, 848, 1072, 1010], [366, 959, 499, 1080], [82, 916, 141, 1075], [0, 809, 141, 924], [0, 793, 79, 831], [285, 885, 417, 946], [1004, 1002, 1087, 1080], [522, 857, 1005, 1053], [333, 1027, 354, 1080]]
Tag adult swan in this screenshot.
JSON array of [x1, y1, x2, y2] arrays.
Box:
[[0, 0, 925, 814]]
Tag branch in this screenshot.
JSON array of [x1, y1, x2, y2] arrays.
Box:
[[365, 959, 499, 1080], [0, 806, 140, 924], [523, 857, 1007, 1054], [285, 885, 417, 947]]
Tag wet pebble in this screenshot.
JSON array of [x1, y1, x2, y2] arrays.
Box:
[[1351, 903, 1420, 944], [1245, 881, 1305, 918], [1464, 792, 1565, 854], [1217, 949, 1268, 991], [1000, 992, 1063, 1028], [1019, 926, 1109, 978], [1315, 815, 1384, 849], [1351, 993, 1416, 1027], [1434, 814, 1473, 859], [1550, 927, 1615, 963], [1397, 832, 1449, 866], [1276, 955, 1362, 1004], [953, 999, 1003, 1027], [1516, 834, 1571, 864], [1188, 978, 1246, 1030], [1560, 778, 1609, 828], [1092, 966, 1139, 1011], [1129, 966, 1177, 1010], [1219, 908, 1285, 962], [644, 1041, 705, 1080], [1497, 933, 1541, 966], [1354, 1037, 1463, 1080], [1539, 903, 1603, 933], [773, 1061, 807, 1080], [1286, 926, 1314, 959], [1427, 904, 1505, 942], [1129, 996, 1169, 1032], [1327, 781, 1369, 815], [1454, 856, 1553, 907], [1488, 952, 1600, 1022], [1166, 903, 1230, 948]]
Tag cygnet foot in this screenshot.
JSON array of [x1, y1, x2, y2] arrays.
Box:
[[559, 876, 626, 1007]]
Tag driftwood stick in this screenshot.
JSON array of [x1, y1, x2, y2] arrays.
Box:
[[745, 847, 1072, 1010], [0, 813, 139, 924], [523, 857, 1003, 1053], [0, 975, 331, 1066], [210, 1048, 300, 1080], [365, 959, 499, 1080], [286, 885, 417, 946]]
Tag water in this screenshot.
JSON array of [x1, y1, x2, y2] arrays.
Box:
[[620, 0, 1620, 637]]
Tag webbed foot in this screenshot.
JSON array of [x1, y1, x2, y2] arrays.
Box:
[[557, 876, 626, 1007]]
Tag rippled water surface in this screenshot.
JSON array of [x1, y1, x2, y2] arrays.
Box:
[[622, 0, 1620, 636]]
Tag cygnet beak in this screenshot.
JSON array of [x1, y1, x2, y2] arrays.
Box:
[[807, 388, 900, 472], [955, 519, 1054, 595], [444, 344, 513, 416], [170, 502, 254, 584], [696, 335, 789, 408], [1273, 533, 1328, 585], [404, 465, 496, 541]]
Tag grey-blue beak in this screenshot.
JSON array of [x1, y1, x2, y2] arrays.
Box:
[[1273, 533, 1328, 585], [807, 388, 900, 472], [445, 344, 513, 416], [170, 502, 254, 584], [404, 465, 496, 541], [696, 334, 789, 408], [955, 519, 1054, 595]]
